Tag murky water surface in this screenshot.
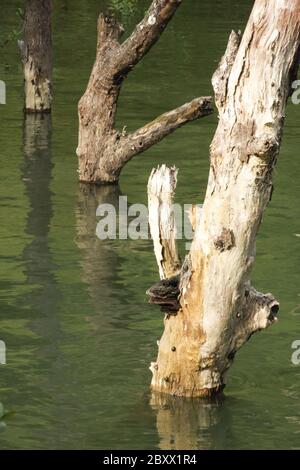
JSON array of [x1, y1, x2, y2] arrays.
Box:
[[0, 0, 300, 450]]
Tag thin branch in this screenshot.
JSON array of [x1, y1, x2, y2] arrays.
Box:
[[118, 96, 213, 163], [111, 0, 183, 78]]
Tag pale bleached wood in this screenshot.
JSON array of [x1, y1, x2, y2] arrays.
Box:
[[148, 0, 300, 397], [148, 165, 181, 280]]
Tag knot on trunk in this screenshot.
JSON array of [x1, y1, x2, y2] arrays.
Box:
[[248, 134, 280, 162], [214, 228, 235, 252]]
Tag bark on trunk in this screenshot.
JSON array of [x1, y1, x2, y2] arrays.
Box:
[[148, 0, 300, 397], [77, 1, 213, 184], [19, 0, 52, 113]]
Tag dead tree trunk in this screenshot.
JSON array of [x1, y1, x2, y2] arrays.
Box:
[[19, 0, 52, 113], [147, 0, 300, 397], [77, 0, 213, 184]]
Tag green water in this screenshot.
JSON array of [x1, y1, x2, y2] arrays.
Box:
[[0, 0, 300, 450]]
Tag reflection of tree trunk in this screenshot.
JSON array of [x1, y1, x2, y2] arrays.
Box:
[[21, 114, 61, 340], [23, 114, 53, 241], [150, 393, 225, 450], [76, 183, 122, 251], [75, 184, 122, 324]]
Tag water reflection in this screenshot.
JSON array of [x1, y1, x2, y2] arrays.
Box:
[[75, 183, 151, 324], [150, 393, 228, 450], [21, 113, 62, 367], [0, 115, 62, 444], [75, 184, 123, 328], [22, 113, 53, 248], [0, 403, 8, 433]]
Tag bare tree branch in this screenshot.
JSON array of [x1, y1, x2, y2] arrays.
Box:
[[77, 0, 213, 184], [111, 0, 183, 79], [118, 97, 213, 163]]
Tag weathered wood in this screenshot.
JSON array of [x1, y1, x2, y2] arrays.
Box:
[[116, 98, 212, 167], [77, 1, 213, 184], [148, 0, 300, 397], [148, 165, 181, 280], [19, 0, 52, 113]]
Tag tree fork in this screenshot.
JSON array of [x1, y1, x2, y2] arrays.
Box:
[[77, 1, 213, 185], [147, 0, 300, 398]]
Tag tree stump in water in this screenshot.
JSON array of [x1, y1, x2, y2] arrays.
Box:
[[19, 0, 52, 114], [147, 0, 300, 397]]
